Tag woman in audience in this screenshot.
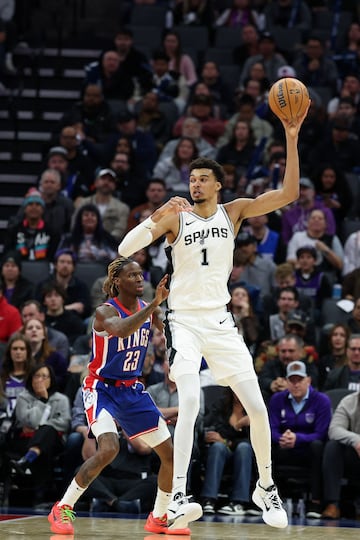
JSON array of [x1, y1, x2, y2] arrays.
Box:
[[318, 324, 350, 390], [22, 318, 68, 392], [8, 364, 70, 504], [200, 387, 256, 516], [312, 164, 352, 234], [162, 30, 198, 88], [216, 119, 256, 177], [58, 203, 118, 263], [152, 136, 198, 192], [0, 333, 34, 420]]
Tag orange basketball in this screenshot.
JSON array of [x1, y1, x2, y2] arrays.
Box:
[[268, 78, 309, 122]]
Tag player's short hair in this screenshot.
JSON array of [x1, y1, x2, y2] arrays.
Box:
[[189, 157, 225, 186]]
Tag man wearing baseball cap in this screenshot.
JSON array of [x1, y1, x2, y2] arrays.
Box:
[[73, 168, 130, 242], [268, 360, 332, 519]]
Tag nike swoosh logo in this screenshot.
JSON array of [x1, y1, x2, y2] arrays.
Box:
[[220, 319, 227, 324], [186, 220, 195, 225]]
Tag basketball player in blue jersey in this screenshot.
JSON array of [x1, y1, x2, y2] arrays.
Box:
[[48, 257, 197, 536], [117, 106, 310, 529]]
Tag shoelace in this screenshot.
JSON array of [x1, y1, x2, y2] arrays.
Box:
[[265, 489, 283, 510], [59, 506, 76, 523]]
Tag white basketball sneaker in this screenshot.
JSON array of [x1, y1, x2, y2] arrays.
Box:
[[167, 492, 203, 530], [252, 481, 288, 528]]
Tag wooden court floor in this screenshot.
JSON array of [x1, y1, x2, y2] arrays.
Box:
[[1, 513, 360, 540]]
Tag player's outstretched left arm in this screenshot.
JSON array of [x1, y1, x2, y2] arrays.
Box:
[[225, 99, 310, 226], [118, 197, 192, 258]]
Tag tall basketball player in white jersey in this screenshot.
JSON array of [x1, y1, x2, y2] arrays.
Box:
[[118, 106, 309, 529]]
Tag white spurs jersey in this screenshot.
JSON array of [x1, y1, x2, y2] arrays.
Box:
[[165, 205, 235, 310]]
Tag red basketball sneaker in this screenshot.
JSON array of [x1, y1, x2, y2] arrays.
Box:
[[48, 502, 76, 534], [144, 512, 191, 535]]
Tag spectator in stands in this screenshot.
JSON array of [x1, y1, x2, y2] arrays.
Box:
[[99, 110, 157, 178], [173, 94, 225, 146], [281, 176, 336, 244], [112, 26, 153, 99], [150, 48, 189, 114], [196, 61, 235, 117], [239, 31, 287, 86], [45, 145, 94, 202], [161, 30, 198, 87], [38, 168, 75, 234], [159, 116, 216, 162], [8, 363, 70, 505], [20, 300, 69, 364], [312, 164, 352, 234], [41, 282, 85, 347], [332, 22, 360, 80], [258, 333, 317, 403], [243, 214, 284, 263], [215, 0, 260, 28], [152, 136, 199, 192], [228, 285, 260, 353], [200, 387, 255, 516], [134, 91, 173, 152], [342, 267, 360, 305], [261, 262, 314, 323], [327, 74, 360, 119], [74, 168, 129, 242], [268, 360, 331, 519], [321, 390, 360, 519], [217, 93, 273, 152], [323, 333, 360, 392], [58, 84, 116, 143], [233, 24, 260, 68], [109, 150, 149, 209], [293, 34, 339, 95], [347, 298, 360, 335], [85, 46, 148, 102], [127, 179, 167, 232], [343, 230, 360, 277], [308, 113, 360, 174], [230, 231, 276, 301], [0, 333, 34, 418], [286, 208, 344, 285], [297, 97, 328, 174], [21, 318, 68, 392], [58, 203, 118, 264], [5, 188, 59, 262], [216, 120, 256, 177], [264, 0, 312, 39], [318, 324, 350, 391], [267, 286, 300, 343], [331, 96, 360, 139], [239, 75, 270, 119], [0, 250, 34, 309], [35, 248, 91, 320], [169, 0, 215, 31], [294, 245, 332, 318]]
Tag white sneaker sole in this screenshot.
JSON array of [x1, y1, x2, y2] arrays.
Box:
[[168, 502, 203, 530], [252, 490, 288, 529]]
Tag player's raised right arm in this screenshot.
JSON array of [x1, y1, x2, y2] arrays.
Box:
[[118, 196, 192, 257]]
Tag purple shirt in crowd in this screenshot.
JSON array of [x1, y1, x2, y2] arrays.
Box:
[[281, 202, 336, 243]]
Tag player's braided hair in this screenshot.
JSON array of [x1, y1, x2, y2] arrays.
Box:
[[103, 256, 133, 297]]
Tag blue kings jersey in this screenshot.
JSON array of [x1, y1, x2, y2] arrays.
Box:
[[165, 205, 235, 310], [89, 298, 152, 380]]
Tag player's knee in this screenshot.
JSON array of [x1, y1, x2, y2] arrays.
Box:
[[97, 433, 119, 464]]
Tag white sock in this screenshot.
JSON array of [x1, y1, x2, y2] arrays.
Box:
[[58, 478, 87, 508], [153, 488, 171, 518]]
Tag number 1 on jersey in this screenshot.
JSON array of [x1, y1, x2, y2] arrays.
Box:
[[201, 248, 209, 265]]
